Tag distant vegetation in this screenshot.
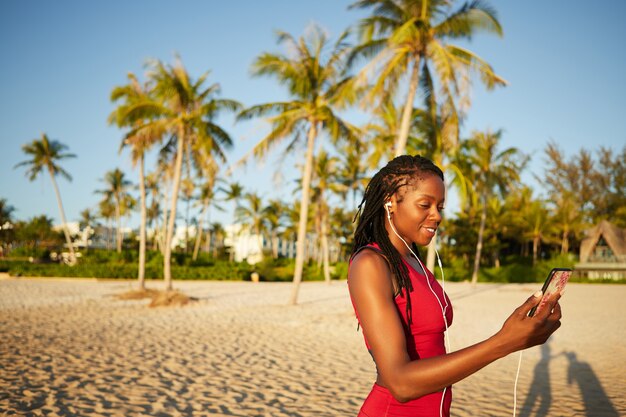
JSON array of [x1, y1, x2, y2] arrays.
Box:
[[2, 1, 625, 294]]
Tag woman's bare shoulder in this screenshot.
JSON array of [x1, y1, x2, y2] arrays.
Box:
[[349, 248, 394, 296]]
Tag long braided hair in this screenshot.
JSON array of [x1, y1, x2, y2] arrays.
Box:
[[352, 155, 444, 325]]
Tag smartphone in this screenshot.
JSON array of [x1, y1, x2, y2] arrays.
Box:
[[528, 268, 571, 317]]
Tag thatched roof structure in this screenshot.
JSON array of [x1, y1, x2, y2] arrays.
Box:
[[579, 220, 626, 263]]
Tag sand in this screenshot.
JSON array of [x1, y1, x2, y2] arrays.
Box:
[[0, 277, 624, 417]]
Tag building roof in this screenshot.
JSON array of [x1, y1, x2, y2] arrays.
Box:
[[579, 220, 626, 263]]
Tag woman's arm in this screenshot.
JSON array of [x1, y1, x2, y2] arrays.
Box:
[[348, 250, 562, 403]]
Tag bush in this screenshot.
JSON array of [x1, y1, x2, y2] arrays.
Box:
[[2, 258, 252, 281]]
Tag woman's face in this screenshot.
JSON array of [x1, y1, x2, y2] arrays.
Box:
[[387, 174, 446, 248]]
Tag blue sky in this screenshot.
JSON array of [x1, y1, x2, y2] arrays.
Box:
[[1, 1, 625, 229]]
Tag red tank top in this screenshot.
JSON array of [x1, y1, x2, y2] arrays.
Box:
[[349, 244, 454, 417], [349, 244, 453, 360]]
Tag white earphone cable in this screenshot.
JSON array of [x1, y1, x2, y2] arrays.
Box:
[[386, 204, 450, 417], [513, 350, 524, 417]]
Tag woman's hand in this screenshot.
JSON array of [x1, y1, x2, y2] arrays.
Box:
[[493, 291, 562, 355]]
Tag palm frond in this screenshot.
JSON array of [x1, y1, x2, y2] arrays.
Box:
[[435, 0, 503, 40], [446, 44, 507, 88]]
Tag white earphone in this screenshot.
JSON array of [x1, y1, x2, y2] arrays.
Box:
[[384, 198, 450, 417], [385, 201, 392, 218]]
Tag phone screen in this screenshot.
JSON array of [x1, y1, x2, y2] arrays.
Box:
[[528, 268, 571, 317]]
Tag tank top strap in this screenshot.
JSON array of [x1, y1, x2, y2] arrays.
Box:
[[350, 244, 391, 267]]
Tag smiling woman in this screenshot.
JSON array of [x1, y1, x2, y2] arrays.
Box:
[[347, 155, 563, 417]]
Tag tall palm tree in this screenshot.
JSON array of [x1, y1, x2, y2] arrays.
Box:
[[129, 56, 240, 290], [350, 0, 506, 155], [311, 150, 342, 283], [15, 134, 77, 263], [97, 168, 133, 253], [462, 130, 526, 285], [109, 72, 161, 288], [238, 25, 357, 304]]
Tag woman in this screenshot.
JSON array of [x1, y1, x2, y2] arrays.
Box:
[[348, 155, 562, 417]]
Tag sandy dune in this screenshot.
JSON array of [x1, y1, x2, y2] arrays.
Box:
[[1, 278, 624, 416]]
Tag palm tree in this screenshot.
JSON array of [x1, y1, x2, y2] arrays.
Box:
[[462, 130, 526, 285], [361, 99, 407, 169], [335, 139, 370, 211], [98, 198, 115, 250], [0, 199, 16, 256], [78, 208, 97, 251], [263, 199, 285, 259], [219, 181, 245, 261], [14, 134, 77, 264], [209, 222, 226, 258], [311, 150, 342, 283], [350, 0, 506, 155], [109, 72, 161, 288], [129, 56, 240, 290], [97, 168, 133, 253], [520, 199, 554, 266], [192, 166, 219, 261], [238, 25, 357, 304], [235, 192, 266, 261]]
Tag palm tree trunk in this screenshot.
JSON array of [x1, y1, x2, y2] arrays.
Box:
[[561, 228, 569, 254], [272, 234, 278, 259], [192, 199, 207, 261], [533, 236, 539, 266], [289, 121, 317, 305], [471, 198, 488, 287], [159, 181, 169, 255], [395, 56, 421, 157], [115, 196, 122, 253], [138, 154, 147, 289], [321, 209, 331, 284], [164, 130, 185, 290], [48, 168, 76, 264]]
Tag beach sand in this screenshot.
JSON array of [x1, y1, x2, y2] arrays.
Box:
[[1, 278, 624, 416]]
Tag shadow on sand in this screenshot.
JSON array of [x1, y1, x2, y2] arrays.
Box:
[[564, 351, 620, 417], [519, 342, 619, 417]]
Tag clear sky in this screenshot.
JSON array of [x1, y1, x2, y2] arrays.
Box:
[[1, 1, 625, 229]]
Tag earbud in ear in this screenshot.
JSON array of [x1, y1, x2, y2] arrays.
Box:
[[385, 201, 392, 219], [385, 201, 392, 208]]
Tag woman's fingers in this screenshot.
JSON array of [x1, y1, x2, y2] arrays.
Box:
[[516, 290, 543, 317]]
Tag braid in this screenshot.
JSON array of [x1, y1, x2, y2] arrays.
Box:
[[352, 155, 444, 326]]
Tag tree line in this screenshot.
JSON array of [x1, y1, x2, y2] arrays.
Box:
[[3, 1, 625, 303]]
